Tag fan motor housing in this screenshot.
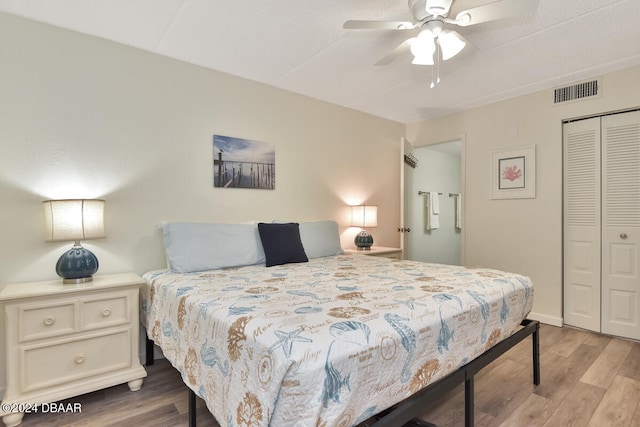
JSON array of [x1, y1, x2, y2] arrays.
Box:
[[409, 0, 430, 22], [410, 0, 454, 21]]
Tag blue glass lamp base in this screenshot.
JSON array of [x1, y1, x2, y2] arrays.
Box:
[[56, 243, 99, 284], [354, 230, 374, 249]]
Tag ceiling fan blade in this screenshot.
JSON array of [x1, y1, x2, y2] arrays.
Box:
[[343, 20, 415, 30], [374, 38, 413, 66], [455, 0, 538, 26]]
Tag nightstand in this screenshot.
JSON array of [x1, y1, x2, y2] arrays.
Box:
[[344, 246, 403, 259], [0, 273, 147, 427]]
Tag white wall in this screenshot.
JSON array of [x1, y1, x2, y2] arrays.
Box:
[[0, 12, 404, 388], [407, 65, 640, 326]]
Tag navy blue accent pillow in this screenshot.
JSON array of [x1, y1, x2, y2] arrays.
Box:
[[258, 223, 309, 267]]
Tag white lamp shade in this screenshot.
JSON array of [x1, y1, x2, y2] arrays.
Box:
[[412, 54, 434, 65], [43, 199, 106, 242], [410, 31, 436, 65], [439, 30, 466, 60], [351, 205, 378, 228]]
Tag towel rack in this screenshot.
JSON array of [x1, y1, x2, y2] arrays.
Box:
[[449, 193, 459, 197], [418, 191, 443, 196]]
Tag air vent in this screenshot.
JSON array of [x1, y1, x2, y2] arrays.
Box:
[[553, 78, 601, 104]]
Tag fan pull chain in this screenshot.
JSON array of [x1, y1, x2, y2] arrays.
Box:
[[430, 44, 441, 88], [437, 47, 441, 84]]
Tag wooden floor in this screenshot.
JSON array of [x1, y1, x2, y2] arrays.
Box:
[[18, 324, 640, 427]]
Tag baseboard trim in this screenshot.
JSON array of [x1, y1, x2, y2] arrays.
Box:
[[528, 312, 563, 327]]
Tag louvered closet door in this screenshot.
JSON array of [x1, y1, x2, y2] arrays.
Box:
[[564, 117, 601, 332], [601, 111, 640, 340]]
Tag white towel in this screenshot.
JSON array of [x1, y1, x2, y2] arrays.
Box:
[[454, 194, 462, 230], [425, 192, 440, 231], [431, 191, 440, 215]]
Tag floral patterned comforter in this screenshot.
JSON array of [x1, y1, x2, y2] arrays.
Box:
[[141, 254, 533, 427]]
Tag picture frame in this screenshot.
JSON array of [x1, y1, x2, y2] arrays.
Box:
[[213, 134, 275, 190], [491, 145, 536, 199]]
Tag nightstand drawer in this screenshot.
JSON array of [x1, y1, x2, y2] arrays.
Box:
[[344, 247, 403, 259], [81, 294, 129, 330], [21, 329, 131, 393], [19, 301, 77, 342]]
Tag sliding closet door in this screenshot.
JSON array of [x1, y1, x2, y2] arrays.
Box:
[[601, 111, 640, 340], [563, 117, 601, 332]]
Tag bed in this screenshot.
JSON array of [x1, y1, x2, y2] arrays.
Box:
[[141, 221, 538, 427]]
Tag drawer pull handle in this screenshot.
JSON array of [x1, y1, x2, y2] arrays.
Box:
[[102, 308, 112, 317], [74, 354, 85, 364], [43, 317, 55, 326]]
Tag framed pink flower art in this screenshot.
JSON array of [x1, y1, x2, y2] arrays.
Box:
[[491, 145, 536, 199]]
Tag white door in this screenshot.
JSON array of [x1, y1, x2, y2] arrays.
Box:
[[563, 117, 601, 332], [401, 137, 415, 259], [601, 111, 640, 339]]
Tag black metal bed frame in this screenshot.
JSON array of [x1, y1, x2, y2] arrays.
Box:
[[146, 319, 540, 427]]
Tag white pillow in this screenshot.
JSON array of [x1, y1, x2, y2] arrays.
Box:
[[275, 220, 343, 259], [162, 222, 265, 273]]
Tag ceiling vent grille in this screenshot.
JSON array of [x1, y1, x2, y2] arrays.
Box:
[[553, 78, 601, 104]]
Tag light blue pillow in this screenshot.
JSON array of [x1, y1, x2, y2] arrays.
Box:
[[274, 220, 343, 259], [162, 222, 265, 273]]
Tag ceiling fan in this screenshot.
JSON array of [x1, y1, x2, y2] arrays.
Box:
[[344, 0, 537, 76]]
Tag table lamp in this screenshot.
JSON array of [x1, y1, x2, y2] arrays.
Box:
[[43, 199, 106, 283], [351, 205, 378, 249]]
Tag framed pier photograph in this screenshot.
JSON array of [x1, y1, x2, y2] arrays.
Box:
[[213, 134, 275, 190]]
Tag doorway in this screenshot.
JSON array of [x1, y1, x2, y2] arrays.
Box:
[[403, 139, 463, 265]]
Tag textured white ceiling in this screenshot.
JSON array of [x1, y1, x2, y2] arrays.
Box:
[[1, 0, 639, 124]]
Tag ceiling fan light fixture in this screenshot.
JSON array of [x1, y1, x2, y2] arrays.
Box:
[[439, 30, 466, 60], [416, 29, 436, 45], [410, 30, 436, 65], [412, 54, 434, 65]]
